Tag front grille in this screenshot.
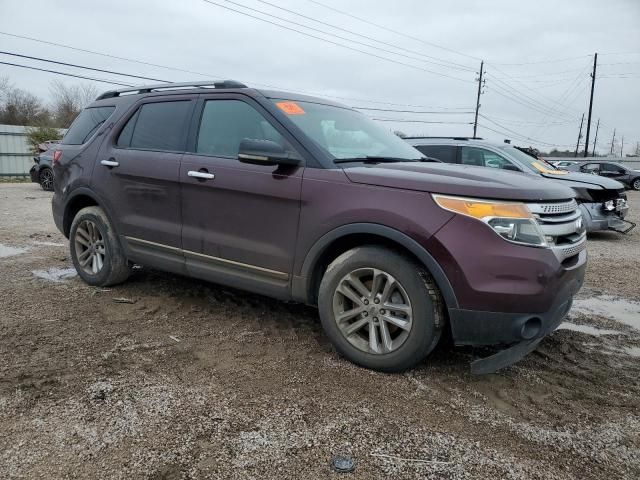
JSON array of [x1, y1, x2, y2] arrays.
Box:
[[527, 199, 586, 262]]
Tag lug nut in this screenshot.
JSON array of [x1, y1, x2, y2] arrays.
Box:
[[379, 309, 385, 315], [374, 298, 379, 304], [363, 299, 369, 305], [363, 312, 368, 317]]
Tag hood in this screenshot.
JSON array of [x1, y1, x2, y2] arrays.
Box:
[[343, 162, 575, 202], [540, 171, 625, 190]]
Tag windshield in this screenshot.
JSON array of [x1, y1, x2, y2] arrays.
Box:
[[502, 146, 561, 173], [272, 99, 423, 162]]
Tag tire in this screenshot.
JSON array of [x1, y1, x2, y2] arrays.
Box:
[[69, 206, 130, 286], [632, 178, 640, 191], [318, 246, 445, 372], [38, 167, 54, 191]]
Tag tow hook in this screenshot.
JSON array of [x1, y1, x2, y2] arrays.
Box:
[[609, 219, 636, 234]]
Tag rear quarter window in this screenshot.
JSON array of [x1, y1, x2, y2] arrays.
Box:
[[62, 106, 116, 145]]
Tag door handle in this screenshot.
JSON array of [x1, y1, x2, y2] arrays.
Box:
[[188, 170, 215, 180], [101, 159, 119, 167]]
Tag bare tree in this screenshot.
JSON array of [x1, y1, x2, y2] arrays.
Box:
[[49, 81, 98, 127], [0, 76, 10, 102], [0, 85, 50, 126]]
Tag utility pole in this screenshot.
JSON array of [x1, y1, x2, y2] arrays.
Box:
[[583, 53, 597, 157], [574, 113, 584, 157], [473, 60, 484, 139], [591, 118, 600, 157], [610, 129, 616, 155], [620, 136, 624, 157]]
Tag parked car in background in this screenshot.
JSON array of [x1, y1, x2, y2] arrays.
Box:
[[51, 81, 586, 374], [29, 149, 55, 191], [406, 137, 634, 234], [551, 160, 579, 169], [564, 161, 640, 191], [37, 139, 61, 152]]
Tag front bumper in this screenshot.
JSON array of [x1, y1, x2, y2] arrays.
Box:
[[29, 164, 40, 183], [447, 249, 585, 348], [428, 214, 587, 373], [579, 202, 633, 233]]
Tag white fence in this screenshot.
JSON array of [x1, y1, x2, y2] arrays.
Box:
[[0, 124, 34, 177]]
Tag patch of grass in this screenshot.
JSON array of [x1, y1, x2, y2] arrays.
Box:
[[0, 176, 30, 183]]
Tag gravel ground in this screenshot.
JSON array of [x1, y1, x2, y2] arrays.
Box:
[[1, 183, 639, 480]]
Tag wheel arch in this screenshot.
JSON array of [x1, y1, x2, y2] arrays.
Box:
[[294, 223, 458, 309], [62, 188, 115, 238]]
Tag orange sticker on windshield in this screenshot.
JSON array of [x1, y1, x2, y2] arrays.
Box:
[[532, 161, 568, 175], [276, 101, 305, 115]]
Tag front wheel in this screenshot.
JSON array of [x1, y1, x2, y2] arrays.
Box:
[[632, 178, 640, 191], [318, 246, 445, 372], [69, 206, 130, 286]]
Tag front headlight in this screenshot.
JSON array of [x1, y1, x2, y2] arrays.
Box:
[[603, 200, 616, 212], [432, 194, 546, 247]]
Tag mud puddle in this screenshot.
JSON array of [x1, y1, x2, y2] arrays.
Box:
[[0, 244, 27, 258], [558, 323, 623, 336], [32, 267, 77, 282], [572, 295, 640, 330]]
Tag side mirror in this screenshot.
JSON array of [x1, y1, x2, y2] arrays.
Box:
[[237, 139, 301, 167], [502, 164, 521, 172]]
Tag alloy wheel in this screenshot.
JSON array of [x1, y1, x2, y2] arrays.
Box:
[[40, 169, 53, 191], [633, 178, 640, 191], [74, 220, 106, 275], [332, 267, 413, 354]]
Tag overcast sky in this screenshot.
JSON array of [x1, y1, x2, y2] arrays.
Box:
[[1, 0, 639, 154]]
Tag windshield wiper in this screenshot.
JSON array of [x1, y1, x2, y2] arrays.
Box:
[[333, 156, 424, 164]]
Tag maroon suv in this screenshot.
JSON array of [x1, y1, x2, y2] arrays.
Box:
[[51, 81, 586, 374]]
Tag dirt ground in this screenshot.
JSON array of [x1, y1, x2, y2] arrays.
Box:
[[1, 183, 639, 480]]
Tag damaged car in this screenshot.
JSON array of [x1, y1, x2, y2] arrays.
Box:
[[406, 138, 634, 234]]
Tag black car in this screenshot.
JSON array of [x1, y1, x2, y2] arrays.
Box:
[[565, 161, 640, 191], [29, 149, 55, 191]]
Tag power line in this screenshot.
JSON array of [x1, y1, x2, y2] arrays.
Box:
[[302, 0, 481, 62], [0, 31, 226, 81], [354, 107, 474, 114], [0, 50, 169, 83], [201, 1, 473, 83], [370, 118, 472, 124], [0, 61, 134, 86], [250, 0, 475, 72], [489, 55, 591, 66], [215, 0, 469, 73], [0, 30, 471, 108], [479, 114, 570, 147], [487, 80, 582, 120], [477, 121, 574, 148]]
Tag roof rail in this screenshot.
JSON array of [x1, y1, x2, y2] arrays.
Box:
[[95, 80, 248, 100], [403, 136, 483, 141]]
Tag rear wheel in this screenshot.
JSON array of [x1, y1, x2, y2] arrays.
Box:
[[318, 246, 445, 372], [632, 178, 640, 191], [69, 206, 130, 286], [39, 168, 54, 191]]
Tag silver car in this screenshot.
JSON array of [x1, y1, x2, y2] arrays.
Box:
[[405, 137, 634, 234]]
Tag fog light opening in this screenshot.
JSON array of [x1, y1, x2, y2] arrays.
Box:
[[521, 317, 542, 340]]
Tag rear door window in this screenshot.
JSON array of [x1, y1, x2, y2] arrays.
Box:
[[62, 106, 115, 145], [414, 145, 456, 163], [602, 163, 624, 173], [460, 147, 514, 169], [117, 101, 192, 152]]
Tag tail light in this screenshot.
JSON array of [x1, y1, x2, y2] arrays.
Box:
[[52, 150, 62, 166]]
